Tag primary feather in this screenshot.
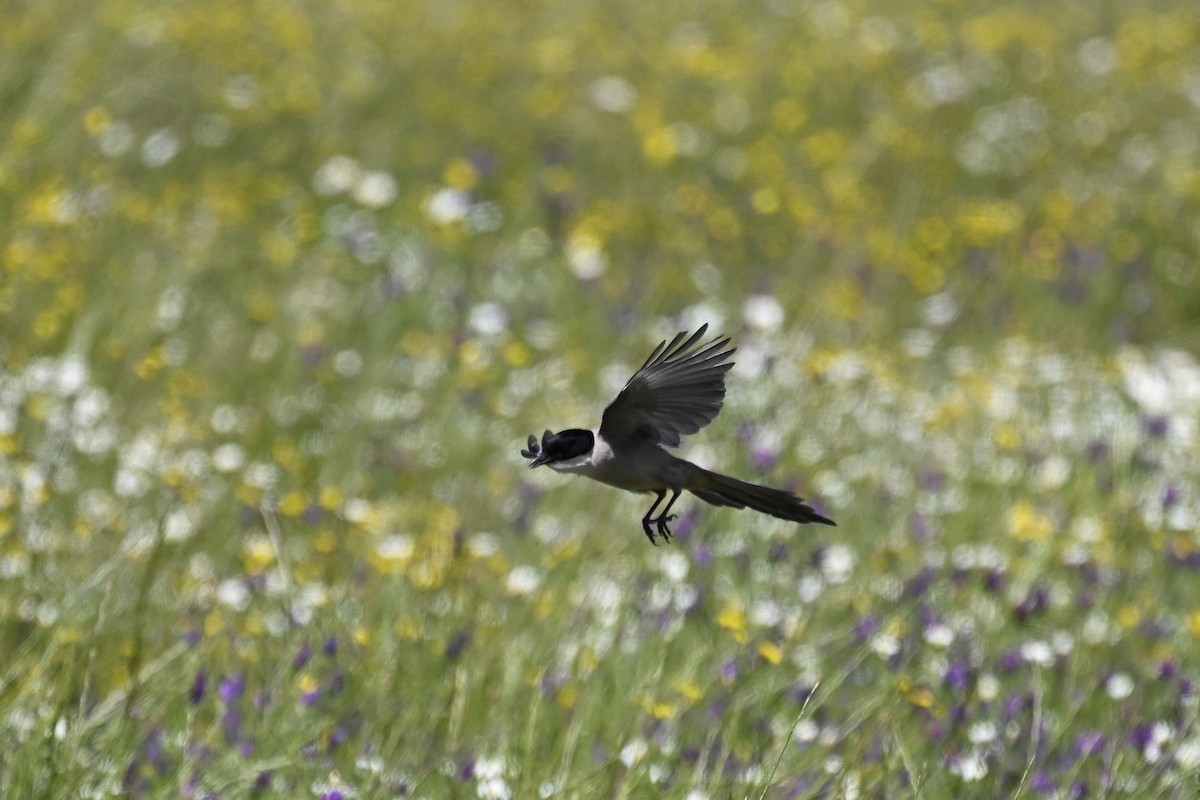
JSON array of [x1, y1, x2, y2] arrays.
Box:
[[599, 323, 736, 447]]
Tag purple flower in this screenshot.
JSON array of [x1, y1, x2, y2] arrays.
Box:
[[328, 725, 348, 750], [1142, 415, 1169, 439], [999, 649, 1023, 673], [1085, 439, 1109, 463], [1130, 723, 1155, 750], [1162, 484, 1181, 509], [853, 614, 879, 642], [1074, 731, 1104, 757], [720, 659, 738, 683], [706, 696, 728, 723], [445, 630, 471, 661], [1002, 691, 1028, 718], [1015, 584, 1048, 622], [908, 512, 932, 543], [1140, 618, 1172, 639], [1030, 770, 1055, 793], [251, 771, 271, 794], [904, 567, 936, 598], [222, 708, 243, 743], [219, 674, 246, 703], [294, 643, 313, 670], [301, 344, 327, 366], [692, 541, 713, 568], [321, 791, 344, 800], [943, 661, 970, 692], [983, 569, 1006, 593], [189, 671, 207, 704], [767, 541, 790, 563], [672, 508, 699, 542], [920, 468, 945, 492], [752, 446, 778, 473], [323, 636, 338, 656]]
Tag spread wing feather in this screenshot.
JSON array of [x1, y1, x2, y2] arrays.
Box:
[[599, 324, 736, 446]]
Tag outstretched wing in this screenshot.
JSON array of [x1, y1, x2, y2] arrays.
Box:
[[599, 324, 736, 447]]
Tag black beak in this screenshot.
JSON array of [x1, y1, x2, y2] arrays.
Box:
[[529, 453, 552, 469]]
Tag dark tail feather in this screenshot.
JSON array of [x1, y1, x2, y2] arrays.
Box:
[[692, 470, 836, 526]]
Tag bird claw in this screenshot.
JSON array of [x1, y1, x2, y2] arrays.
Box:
[[641, 520, 659, 546], [654, 514, 678, 542]]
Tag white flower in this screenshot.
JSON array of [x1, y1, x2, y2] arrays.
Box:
[[968, 721, 997, 744], [141, 128, 180, 167], [870, 633, 900, 658], [505, 566, 542, 595], [212, 443, 245, 473], [469, 303, 509, 336], [742, 295, 784, 331], [567, 235, 606, 280], [1105, 672, 1134, 700], [353, 170, 397, 208], [313, 155, 361, 195], [923, 624, 953, 648], [425, 188, 470, 223], [619, 738, 648, 767], [1020, 640, 1054, 667], [957, 752, 988, 782], [216, 578, 250, 611], [820, 544, 855, 583], [588, 76, 637, 113], [376, 535, 413, 561]]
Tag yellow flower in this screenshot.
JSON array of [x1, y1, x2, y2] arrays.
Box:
[[641, 126, 678, 166], [83, 106, 112, 135], [278, 491, 308, 517], [319, 485, 344, 511], [994, 423, 1021, 451], [650, 702, 675, 720], [1008, 500, 1053, 541], [717, 606, 746, 632], [1116, 605, 1140, 630], [758, 641, 783, 665], [958, 200, 1024, 247], [751, 186, 780, 215]]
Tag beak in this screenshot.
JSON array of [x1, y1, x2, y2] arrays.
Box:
[[529, 453, 552, 469]]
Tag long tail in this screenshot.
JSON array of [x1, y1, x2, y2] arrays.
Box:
[[690, 469, 836, 526]]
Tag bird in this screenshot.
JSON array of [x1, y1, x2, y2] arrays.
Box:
[[521, 324, 835, 544]]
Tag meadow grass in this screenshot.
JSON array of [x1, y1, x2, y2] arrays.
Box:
[[2, 0, 1200, 797]]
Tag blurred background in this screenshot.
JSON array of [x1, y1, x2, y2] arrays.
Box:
[[3, 0, 1200, 797]]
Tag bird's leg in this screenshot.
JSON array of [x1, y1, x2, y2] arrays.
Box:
[[653, 489, 682, 542], [641, 490, 666, 545]]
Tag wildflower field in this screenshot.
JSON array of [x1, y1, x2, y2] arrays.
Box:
[[3, 0, 1200, 797]]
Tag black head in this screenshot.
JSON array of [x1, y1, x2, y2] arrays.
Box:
[[528, 428, 594, 468]]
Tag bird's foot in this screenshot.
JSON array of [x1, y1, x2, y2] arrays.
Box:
[[641, 520, 659, 546], [653, 514, 678, 542]]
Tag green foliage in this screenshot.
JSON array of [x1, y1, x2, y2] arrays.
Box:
[[1, 0, 1199, 797]]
